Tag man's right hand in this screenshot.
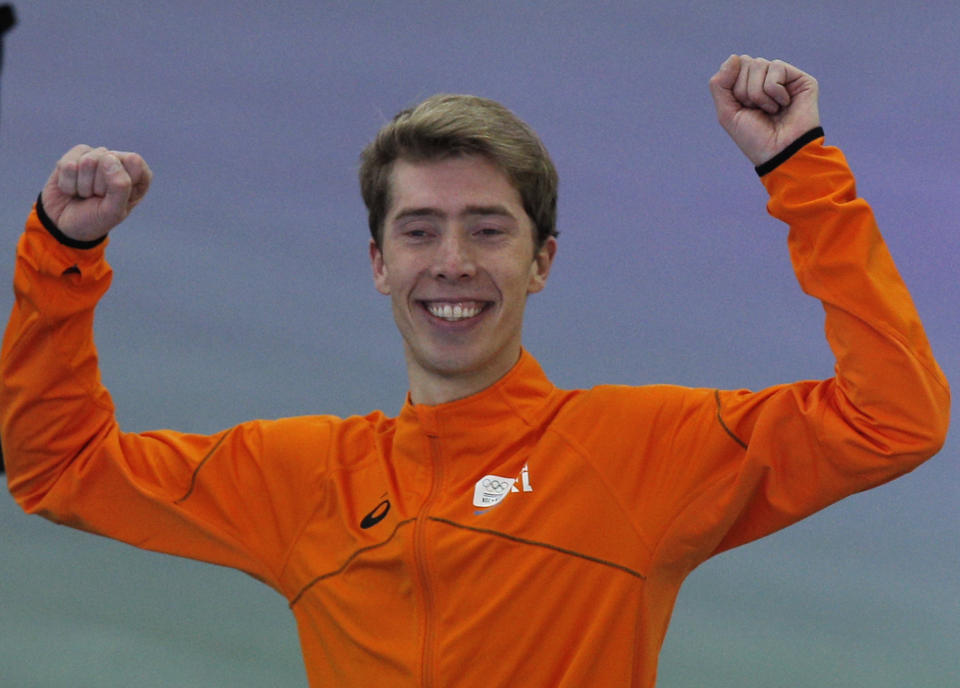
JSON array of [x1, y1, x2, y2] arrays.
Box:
[[40, 145, 152, 243]]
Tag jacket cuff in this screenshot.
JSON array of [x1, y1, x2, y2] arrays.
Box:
[[755, 127, 825, 177], [35, 193, 107, 250]]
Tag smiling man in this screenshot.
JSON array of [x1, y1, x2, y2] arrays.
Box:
[[0, 56, 950, 687], [361, 93, 559, 406], [370, 152, 556, 404]]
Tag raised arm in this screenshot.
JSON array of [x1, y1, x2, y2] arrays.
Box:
[[583, 57, 949, 566], [702, 56, 950, 550], [1, 148, 322, 595]]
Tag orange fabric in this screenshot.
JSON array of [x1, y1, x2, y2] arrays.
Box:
[[1, 140, 949, 687]]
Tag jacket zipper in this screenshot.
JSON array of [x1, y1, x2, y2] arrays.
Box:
[[415, 433, 443, 687]]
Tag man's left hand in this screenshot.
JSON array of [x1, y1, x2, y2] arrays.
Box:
[[709, 54, 820, 166]]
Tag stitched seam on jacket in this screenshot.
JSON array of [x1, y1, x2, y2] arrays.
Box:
[[430, 516, 646, 580], [646, 401, 750, 573], [288, 518, 417, 608], [714, 389, 748, 449], [173, 430, 230, 504]]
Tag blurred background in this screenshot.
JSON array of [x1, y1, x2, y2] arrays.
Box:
[[0, 1, 956, 686]]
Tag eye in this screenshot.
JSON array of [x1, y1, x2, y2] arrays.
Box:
[[401, 225, 435, 240], [475, 227, 505, 237]]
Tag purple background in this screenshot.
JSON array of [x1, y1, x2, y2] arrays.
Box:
[[1, 2, 956, 686]]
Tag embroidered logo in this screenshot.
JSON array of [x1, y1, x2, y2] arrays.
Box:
[[472, 464, 532, 509]]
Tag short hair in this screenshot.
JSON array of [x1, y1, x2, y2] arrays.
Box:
[[359, 94, 558, 249]]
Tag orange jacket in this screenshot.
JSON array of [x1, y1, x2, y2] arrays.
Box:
[[1, 139, 950, 687]]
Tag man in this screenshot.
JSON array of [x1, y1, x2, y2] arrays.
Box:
[[1, 55, 949, 686]]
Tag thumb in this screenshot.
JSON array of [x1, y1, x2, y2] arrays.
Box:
[[710, 55, 743, 128], [710, 55, 740, 91], [115, 151, 152, 208]]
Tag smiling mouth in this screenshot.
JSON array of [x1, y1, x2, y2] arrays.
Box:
[[421, 300, 491, 322]]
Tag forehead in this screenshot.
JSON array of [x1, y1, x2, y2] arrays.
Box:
[[386, 154, 525, 219]]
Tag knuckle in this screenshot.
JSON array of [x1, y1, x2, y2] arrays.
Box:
[[80, 147, 105, 162]]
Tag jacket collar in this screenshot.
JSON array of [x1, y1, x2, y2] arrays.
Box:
[[399, 349, 557, 437]]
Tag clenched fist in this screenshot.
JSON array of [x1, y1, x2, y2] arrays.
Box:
[[709, 55, 821, 167], [40, 145, 152, 243]]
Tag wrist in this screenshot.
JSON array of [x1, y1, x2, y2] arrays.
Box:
[[35, 193, 107, 250], [755, 127, 825, 177]]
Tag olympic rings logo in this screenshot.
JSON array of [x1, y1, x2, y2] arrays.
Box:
[[481, 478, 513, 493]]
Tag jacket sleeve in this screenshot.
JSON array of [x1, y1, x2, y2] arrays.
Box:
[[673, 137, 950, 560], [0, 209, 327, 595], [577, 137, 950, 569]]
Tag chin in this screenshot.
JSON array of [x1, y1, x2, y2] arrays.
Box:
[[423, 351, 486, 377]]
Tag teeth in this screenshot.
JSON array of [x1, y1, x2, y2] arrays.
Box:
[[427, 302, 484, 321]]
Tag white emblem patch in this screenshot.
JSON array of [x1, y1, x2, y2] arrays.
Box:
[[472, 464, 532, 508]]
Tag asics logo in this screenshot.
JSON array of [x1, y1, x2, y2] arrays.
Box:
[[360, 497, 391, 529]]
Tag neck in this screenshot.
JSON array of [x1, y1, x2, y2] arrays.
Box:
[[406, 349, 522, 406]]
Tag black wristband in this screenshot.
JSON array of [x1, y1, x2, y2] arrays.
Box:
[[35, 193, 107, 249], [754, 126, 825, 177]]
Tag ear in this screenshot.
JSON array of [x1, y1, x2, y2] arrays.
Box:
[[370, 239, 391, 295], [527, 236, 557, 294]]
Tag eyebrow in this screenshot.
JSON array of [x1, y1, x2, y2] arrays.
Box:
[[392, 204, 517, 223]]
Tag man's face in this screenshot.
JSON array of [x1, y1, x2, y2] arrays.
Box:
[[370, 154, 556, 403]]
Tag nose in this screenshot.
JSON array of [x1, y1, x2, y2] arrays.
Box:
[[430, 231, 476, 281]]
